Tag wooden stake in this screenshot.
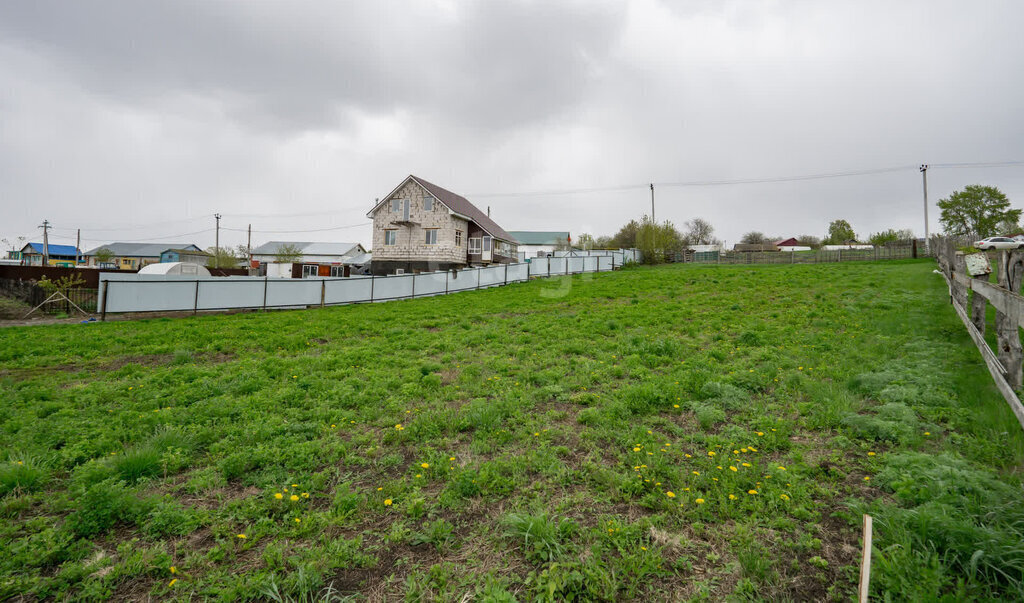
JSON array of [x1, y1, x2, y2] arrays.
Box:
[[858, 514, 873, 603]]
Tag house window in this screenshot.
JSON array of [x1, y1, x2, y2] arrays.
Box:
[[330, 266, 345, 277], [302, 264, 319, 278], [390, 199, 402, 212], [423, 195, 434, 211], [384, 230, 397, 246], [482, 236, 492, 252], [455, 231, 462, 246], [468, 237, 482, 254], [396, 268, 405, 275], [424, 229, 438, 245]]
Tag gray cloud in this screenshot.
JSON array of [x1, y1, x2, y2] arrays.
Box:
[[1, 0, 1023, 251]]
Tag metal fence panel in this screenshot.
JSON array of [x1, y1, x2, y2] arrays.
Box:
[[325, 277, 372, 304], [267, 278, 321, 308], [372, 274, 415, 301], [413, 271, 448, 297], [198, 279, 265, 310]]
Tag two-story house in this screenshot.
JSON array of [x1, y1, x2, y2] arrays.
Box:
[[367, 175, 518, 275]]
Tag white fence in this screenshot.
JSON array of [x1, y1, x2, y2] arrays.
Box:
[[97, 252, 637, 317]]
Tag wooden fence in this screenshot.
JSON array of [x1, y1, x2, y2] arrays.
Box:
[[669, 242, 927, 265], [933, 237, 1024, 430]]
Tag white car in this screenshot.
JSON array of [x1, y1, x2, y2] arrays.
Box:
[[974, 237, 1024, 250]]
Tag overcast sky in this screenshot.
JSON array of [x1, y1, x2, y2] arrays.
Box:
[[2, 0, 1023, 252]]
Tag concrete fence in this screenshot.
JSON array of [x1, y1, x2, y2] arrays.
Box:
[[97, 251, 638, 318]]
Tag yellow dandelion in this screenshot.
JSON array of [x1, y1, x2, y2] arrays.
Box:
[[666, 491, 676, 498], [415, 474, 422, 478], [867, 452, 876, 456], [673, 404, 680, 408], [384, 499, 393, 506], [728, 494, 737, 500], [777, 466, 786, 471], [780, 494, 790, 501], [633, 447, 641, 452], [748, 489, 758, 495], [695, 498, 705, 504], [864, 476, 870, 481], [729, 466, 738, 472], [742, 462, 751, 467], [376, 487, 383, 491], [449, 457, 455, 461], [420, 463, 430, 468], [295, 518, 301, 523], [302, 492, 309, 498], [274, 493, 283, 500], [749, 446, 758, 452], [237, 534, 246, 539], [692, 471, 700, 476], [170, 566, 177, 574], [169, 578, 178, 587], [708, 451, 716, 457], [290, 494, 299, 502], [924, 432, 931, 436]]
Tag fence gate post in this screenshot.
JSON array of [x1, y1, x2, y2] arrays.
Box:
[[320, 280, 325, 308], [100, 280, 108, 321], [996, 251, 1024, 388], [194, 280, 200, 315], [263, 277, 268, 310]]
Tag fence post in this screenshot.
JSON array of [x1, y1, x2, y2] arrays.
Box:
[[477, 267, 481, 289], [100, 280, 108, 321], [194, 280, 200, 315], [370, 274, 375, 302], [996, 251, 1024, 388], [505, 262, 508, 285], [263, 277, 268, 311], [445, 269, 449, 294], [971, 272, 988, 334], [320, 279, 325, 308], [411, 273, 416, 299]]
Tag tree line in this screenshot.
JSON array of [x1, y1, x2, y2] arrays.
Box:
[[579, 184, 1020, 263]]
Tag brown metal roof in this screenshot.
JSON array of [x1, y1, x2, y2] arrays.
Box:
[[372, 175, 518, 244]]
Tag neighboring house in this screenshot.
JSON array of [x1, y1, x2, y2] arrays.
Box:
[[250, 241, 369, 278], [774, 237, 799, 247], [84, 242, 202, 270], [160, 248, 212, 265], [367, 175, 519, 275], [507, 231, 570, 261], [18, 243, 83, 267]]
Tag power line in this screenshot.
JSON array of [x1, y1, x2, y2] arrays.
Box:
[[222, 222, 371, 235]]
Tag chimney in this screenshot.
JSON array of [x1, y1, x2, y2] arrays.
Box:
[[487, 206, 491, 217]]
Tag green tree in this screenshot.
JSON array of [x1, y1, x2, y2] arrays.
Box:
[[206, 247, 241, 268], [635, 216, 684, 264], [868, 228, 915, 245], [575, 233, 595, 250], [93, 247, 114, 264], [824, 219, 856, 244], [938, 185, 1020, 237], [609, 220, 642, 249], [273, 244, 304, 263]]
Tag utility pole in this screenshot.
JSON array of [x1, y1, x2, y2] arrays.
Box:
[[214, 213, 222, 268], [76, 228, 81, 265], [247, 223, 252, 274], [39, 219, 51, 265], [650, 183, 656, 261], [920, 165, 929, 245]]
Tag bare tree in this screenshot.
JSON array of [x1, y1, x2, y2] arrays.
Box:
[[740, 231, 768, 244], [683, 218, 719, 245]]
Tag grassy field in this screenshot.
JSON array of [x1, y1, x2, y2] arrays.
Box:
[[2, 260, 1023, 601]]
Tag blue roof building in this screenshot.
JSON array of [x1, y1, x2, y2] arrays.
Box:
[[19, 242, 83, 266]]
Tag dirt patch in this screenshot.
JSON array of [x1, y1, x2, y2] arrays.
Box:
[[1, 351, 235, 381]]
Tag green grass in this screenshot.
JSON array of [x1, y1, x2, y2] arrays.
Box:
[[1, 260, 1022, 600]]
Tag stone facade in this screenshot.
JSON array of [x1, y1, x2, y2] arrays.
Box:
[[371, 180, 469, 269]]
